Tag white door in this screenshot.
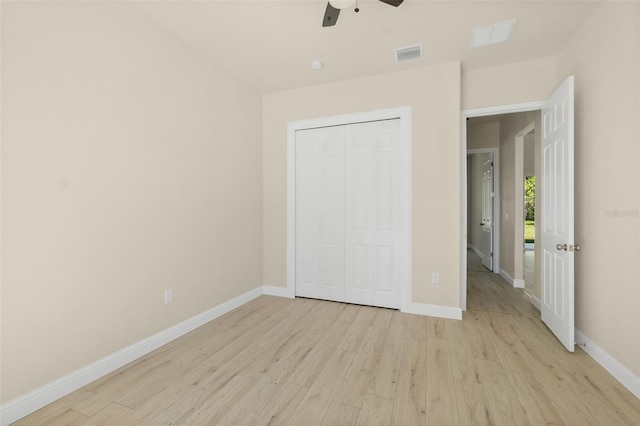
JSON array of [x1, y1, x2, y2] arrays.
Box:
[[344, 119, 401, 309], [295, 126, 345, 302], [294, 119, 402, 309], [541, 76, 575, 352], [480, 154, 494, 271]]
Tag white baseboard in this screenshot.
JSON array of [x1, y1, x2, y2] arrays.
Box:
[[499, 268, 514, 285], [265, 287, 462, 321], [0, 286, 264, 426], [468, 244, 483, 259], [263, 285, 294, 298], [402, 303, 463, 320], [531, 295, 541, 311], [499, 269, 525, 289], [575, 329, 640, 400]]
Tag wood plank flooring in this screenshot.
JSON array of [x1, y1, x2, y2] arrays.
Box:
[[14, 271, 640, 425], [524, 250, 534, 293]]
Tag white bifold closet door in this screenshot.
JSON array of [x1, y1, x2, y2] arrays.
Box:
[[295, 119, 401, 309], [295, 125, 345, 302]]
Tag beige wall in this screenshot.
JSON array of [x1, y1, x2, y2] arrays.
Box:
[[523, 133, 535, 177], [263, 63, 461, 308], [556, 2, 640, 377], [462, 57, 557, 110], [1, 2, 263, 402], [467, 121, 499, 150]]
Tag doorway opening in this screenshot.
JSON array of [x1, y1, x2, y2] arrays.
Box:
[[462, 77, 575, 352], [460, 101, 543, 312]]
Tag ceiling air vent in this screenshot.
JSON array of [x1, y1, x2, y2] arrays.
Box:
[[395, 44, 423, 63], [471, 19, 517, 48]]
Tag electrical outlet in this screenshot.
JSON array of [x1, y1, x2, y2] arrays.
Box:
[[432, 273, 439, 284], [164, 289, 173, 304]]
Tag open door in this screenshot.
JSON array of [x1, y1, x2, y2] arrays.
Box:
[[541, 76, 576, 352], [480, 154, 494, 270]]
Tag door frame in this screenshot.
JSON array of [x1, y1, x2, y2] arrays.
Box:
[[466, 148, 500, 274], [460, 101, 544, 311], [286, 106, 413, 310]]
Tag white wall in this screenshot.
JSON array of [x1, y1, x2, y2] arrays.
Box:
[[1, 2, 263, 403], [556, 1, 640, 377]]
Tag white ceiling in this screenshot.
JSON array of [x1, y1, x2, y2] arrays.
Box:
[[133, 0, 599, 94]]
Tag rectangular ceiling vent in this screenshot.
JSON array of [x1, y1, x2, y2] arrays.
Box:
[[471, 19, 517, 48], [395, 44, 423, 63]]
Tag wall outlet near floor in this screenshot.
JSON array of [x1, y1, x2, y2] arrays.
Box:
[[432, 273, 439, 284], [164, 289, 173, 304]]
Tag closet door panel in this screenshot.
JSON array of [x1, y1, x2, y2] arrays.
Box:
[[345, 125, 374, 305], [372, 120, 401, 308], [295, 126, 345, 302], [345, 119, 401, 308]]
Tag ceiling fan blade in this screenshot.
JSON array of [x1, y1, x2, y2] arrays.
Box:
[[378, 0, 404, 6], [322, 2, 340, 27]]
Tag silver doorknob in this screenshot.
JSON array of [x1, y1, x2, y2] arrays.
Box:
[[556, 243, 567, 251], [574, 244, 581, 252]]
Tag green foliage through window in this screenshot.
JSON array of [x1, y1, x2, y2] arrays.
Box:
[[525, 176, 535, 221]]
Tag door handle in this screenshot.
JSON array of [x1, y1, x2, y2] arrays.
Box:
[[556, 243, 567, 251]]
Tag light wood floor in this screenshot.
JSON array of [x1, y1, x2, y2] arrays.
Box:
[[466, 249, 488, 274], [524, 250, 534, 292], [15, 277, 640, 425], [466, 250, 538, 319]]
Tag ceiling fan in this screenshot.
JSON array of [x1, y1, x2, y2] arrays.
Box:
[[322, 0, 404, 27]]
